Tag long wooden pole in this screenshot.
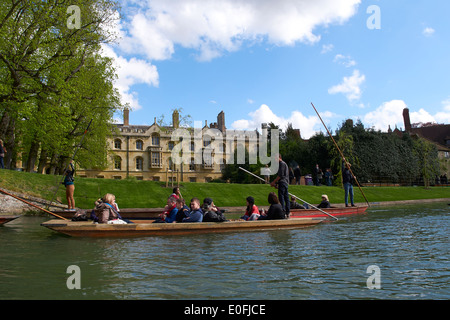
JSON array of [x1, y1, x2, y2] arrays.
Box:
[[311, 102, 370, 207], [0, 188, 68, 220], [238, 167, 338, 221]]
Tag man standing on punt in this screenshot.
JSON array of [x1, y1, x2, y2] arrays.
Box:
[[270, 154, 290, 218]]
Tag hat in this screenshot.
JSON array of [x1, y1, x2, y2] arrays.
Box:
[[321, 194, 329, 201], [203, 197, 213, 205]]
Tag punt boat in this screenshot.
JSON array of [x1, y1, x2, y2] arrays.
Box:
[[41, 217, 323, 237], [0, 215, 20, 225], [52, 205, 368, 220], [290, 205, 368, 219]]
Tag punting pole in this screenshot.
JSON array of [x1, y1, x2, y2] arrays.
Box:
[[311, 103, 370, 207], [0, 188, 68, 220], [47, 119, 93, 209], [238, 167, 338, 221]]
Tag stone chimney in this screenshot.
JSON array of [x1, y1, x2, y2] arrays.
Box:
[[403, 108, 412, 132], [123, 108, 129, 126], [172, 110, 179, 128], [217, 111, 226, 133]]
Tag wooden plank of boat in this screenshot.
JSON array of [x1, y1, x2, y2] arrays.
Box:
[[41, 217, 323, 237], [290, 206, 368, 219], [52, 208, 162, 219], [53, 205, 368, 220], [0, 215, 20, 225]]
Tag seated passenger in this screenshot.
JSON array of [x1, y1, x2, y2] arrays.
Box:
[[317, 194, 331, 208], [290, 196, 306, 209], [258, 192, 286, 220], [182, 197, 203, 222], [202, 197, 227, 222], [154, 196, 178, 223], [94, 193, 128, 224], [175, 198, 190, 222], [241, 196, 260, 221]]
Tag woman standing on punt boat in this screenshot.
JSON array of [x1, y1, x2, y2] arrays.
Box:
[[258, 192, 286, 220], [63, 160, 76, 211]]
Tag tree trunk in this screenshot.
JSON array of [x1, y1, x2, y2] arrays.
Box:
[[37, 147, 48, 174], [25, 135, 40, 172]]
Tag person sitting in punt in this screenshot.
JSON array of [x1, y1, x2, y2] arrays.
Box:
[[290, 196, 306, 209], [317, 194, 331, 208], [182, 197, 203, 222], [241, 196, 260, 221], [93, 193, 128, 224], [258, 192, 286, 220], [155, 196, 178, 223], [202, 197, 227, 222], [175, 198, 190, 222]]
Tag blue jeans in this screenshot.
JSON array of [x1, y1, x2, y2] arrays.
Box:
[[278, 182, 290, 216], [344, 182, 354, 206], [0, 156, 4, 169]]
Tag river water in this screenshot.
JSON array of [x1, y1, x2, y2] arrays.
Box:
[[0, 203, 448, 300]]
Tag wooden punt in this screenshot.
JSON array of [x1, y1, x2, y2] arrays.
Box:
[[41, 217, 323, 237], [53, 205, 368, 220], [290, 205, 368, 219], [0, 215, 20, 225]]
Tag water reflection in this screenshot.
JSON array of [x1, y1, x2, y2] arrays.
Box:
[[1, 203, 449, 299]]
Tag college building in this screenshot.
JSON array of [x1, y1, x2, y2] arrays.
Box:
[[77, 109, 261, 183]]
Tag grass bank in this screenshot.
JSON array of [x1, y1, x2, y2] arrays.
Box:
[[0, 169, 448, 209]]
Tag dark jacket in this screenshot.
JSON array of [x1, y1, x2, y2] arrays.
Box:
[[258, 203, 286, 220], [203, 209, 227, 222], [278, 160, 290, 185], [175, 205, 190, 222], [63, 163, 75, 186], [182, 208, 203, 222], [342, 161, 353, 184], [317, 200, 331, 208]]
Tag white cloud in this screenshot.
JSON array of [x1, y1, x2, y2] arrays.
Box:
[[118, 0, 361, 61], [321, 44, 334, 54], [100, 44, 159, 110], [231, 104, 334, 139], [436, 99, 450, 123], [328, 70, 365, 102], [362, 99, 450, 131], [363, 100, 408, 131], [333, 54, 357, 67], [422, 27, 435, 37]]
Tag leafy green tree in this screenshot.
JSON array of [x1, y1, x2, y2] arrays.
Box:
[[0, 0, 121, 172]]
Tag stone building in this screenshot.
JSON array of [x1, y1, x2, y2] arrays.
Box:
[[401, 108, 450, 177], [77, 109, 261, 182]]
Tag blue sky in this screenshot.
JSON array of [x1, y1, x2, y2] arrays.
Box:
[[103, 0, 450, 138]]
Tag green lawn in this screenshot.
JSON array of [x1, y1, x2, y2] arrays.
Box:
[[0, 169, 448, 209]]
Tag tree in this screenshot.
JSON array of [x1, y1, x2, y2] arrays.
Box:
[[0, 0, 121, 172], [413, 137, 439, 188]]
